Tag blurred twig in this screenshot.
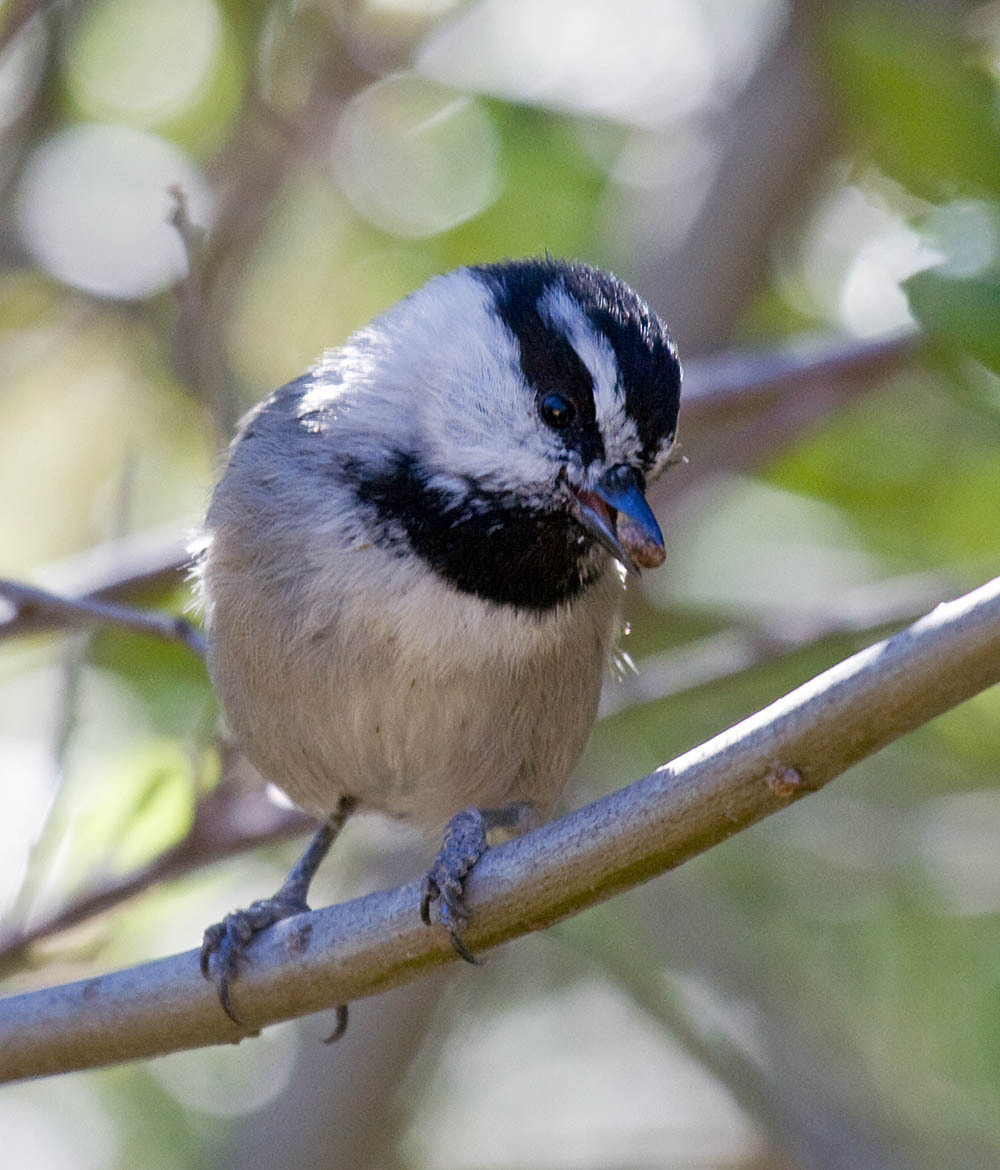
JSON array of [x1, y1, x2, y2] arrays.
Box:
[[0, 787, 310, 974], [0, 0, 54, 54], [0, 525, 191, 644], [0, 578, 205, 655], [163, 22, 369, 442], [672, 330, 918, 498], [167, 185, 242, 443], [682, 329, 915, 411], [0, 572, 997, 1081], [601, 567, 952, 717]]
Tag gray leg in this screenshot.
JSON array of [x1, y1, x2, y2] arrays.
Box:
[[420, 801, 538, 963], [201, 795, 356, 1025]]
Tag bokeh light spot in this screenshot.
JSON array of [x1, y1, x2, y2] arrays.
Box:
[[64, 0, 224, 128], [333, 74, 500, 238], [15, 123, 212, 300]]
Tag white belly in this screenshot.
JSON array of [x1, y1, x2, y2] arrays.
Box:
[[205, 547, 623, 831]]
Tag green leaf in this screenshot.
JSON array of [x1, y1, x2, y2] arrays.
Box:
[[904, 267, 1000, 374], [828, 7, 1000, 200]]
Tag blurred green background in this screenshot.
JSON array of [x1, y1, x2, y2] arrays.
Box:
[[1, 0, 999, 1167]]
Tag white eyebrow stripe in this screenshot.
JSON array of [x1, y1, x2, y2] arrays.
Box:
[[537, 283, 640, 462]]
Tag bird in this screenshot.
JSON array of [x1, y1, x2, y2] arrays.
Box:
[[195, 257, 682, 1026]]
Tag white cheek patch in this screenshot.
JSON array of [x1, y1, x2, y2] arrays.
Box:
[[338, 267, 562, 497], [421, 275, 561, 494], [537, 284, 641, 470]]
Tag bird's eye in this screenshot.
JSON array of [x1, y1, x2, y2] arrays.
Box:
[[539, 391, 576, 430]]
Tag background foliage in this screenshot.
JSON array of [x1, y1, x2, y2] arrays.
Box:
[[0, 1, 998, 1167]]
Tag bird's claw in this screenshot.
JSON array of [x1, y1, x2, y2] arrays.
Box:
[[200, 893, 309, 1024], [420, 807, 488, 964], [323, 1003, 349, 1044]]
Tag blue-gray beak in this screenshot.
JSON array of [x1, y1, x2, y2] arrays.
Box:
[[571, 464, 665, 575]]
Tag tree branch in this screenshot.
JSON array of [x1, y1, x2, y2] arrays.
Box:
[[674, 331, 917, 492], [0, 790, 310, 973], [0, 569, 948, 963], [0, 525, 192, 645], [0, 579, 205, 655], [1, 573, 997, 1083], [0, 0, 55, 54], [682, 329, 914, 411]]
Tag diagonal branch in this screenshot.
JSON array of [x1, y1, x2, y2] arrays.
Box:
[[0, 792, 311, 974], [0, 578, 205, 655], [0, 567, 950, 965], [0, 0, 56, 54], [0, 525, 193, 645], [0, 573, 998, 1083]]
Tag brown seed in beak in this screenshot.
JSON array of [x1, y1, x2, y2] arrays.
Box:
[[617, 510, 666, 569]]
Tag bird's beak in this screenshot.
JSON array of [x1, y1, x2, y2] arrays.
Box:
[[571, 464, 666, 575]]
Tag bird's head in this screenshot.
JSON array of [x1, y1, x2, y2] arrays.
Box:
[[304, 257, 681, 611]]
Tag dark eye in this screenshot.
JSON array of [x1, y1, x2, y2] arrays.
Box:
[[539, 391, 576, 430]]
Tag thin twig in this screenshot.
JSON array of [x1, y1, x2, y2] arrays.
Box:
[[0, 0, 55, 55], [681, 329, 915, 410], [0, 573, 997, 1082], [0, 579, 205, 655], [671, 331, 917, 495], [601, 568, 955, 717], [0, 792, 310, 973], [167, 185, 239, 442], [0, 526, 192, 645]]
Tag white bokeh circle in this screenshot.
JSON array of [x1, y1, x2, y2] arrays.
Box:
[[333, 74, 500, 239], [16, 123, 213, 299]]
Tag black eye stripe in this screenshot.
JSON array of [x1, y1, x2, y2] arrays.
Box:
[[513, 313, 595, 424], [474, 263, 604, 465], [472, 258, 681, 470], [574, 290, 680, 465]]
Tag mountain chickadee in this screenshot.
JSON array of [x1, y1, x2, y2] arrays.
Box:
[[196, 257, 682, 1024]]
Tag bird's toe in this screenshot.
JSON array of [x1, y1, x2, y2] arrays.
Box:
[[200, 893, 310, 1024], [420, 807, 489, 964]]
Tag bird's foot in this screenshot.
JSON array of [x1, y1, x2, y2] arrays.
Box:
[[200, 891, 310, 1025], [200, 807, 353, 1028], [420, 807, 488, 965]]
